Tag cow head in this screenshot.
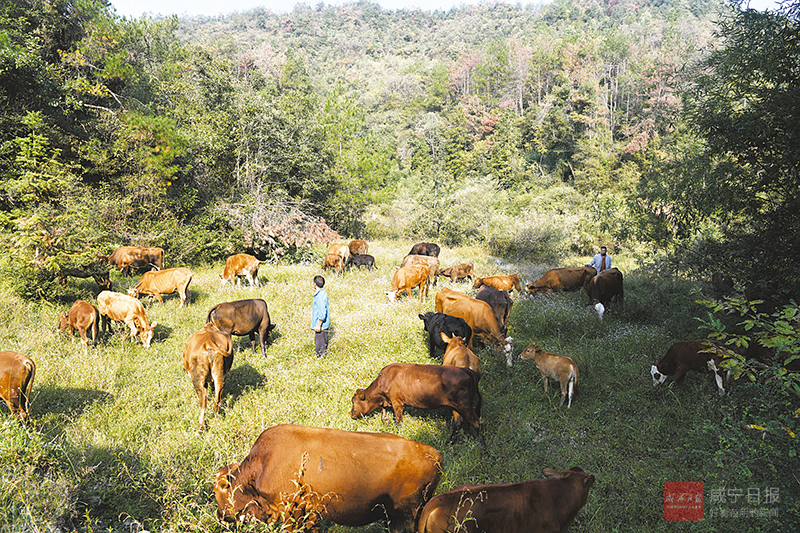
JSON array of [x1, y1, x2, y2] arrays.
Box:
[[472, 278, 483, 289], [386, 290, 398, 303], [127, 288, 140, 299], [350, 388, 376, 419], [58, 311, 70, 331], [139, 322, 157, 348], [650, 365, 667, 386], [213, 464, 240, 522]]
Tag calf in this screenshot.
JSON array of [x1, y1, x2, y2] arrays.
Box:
[[220, 254, 260, 287], [650, 339, 728, 395], [351, 363, 481, 442], [346, 253, 375, 271], [327, 242, 351, 270], [207, 299, 275, 358], [182, 323, 234, 430], [472, 274, 522, 293], [324, 252, 346, 274], [0, 351, 35, 424], [439, 262, 474, 282], [58, 300, 100, 355], [387, 264, 430, 303], [418, 467, 595, 533], [519, 343, 578, 408], [418, 312, 473, 358], [409, 242, 440, 257], [128, 267, 193, 307], [475, 285, 513, 335], [97, 291, 157, 348], [441, 333, 481, 382], [213, 424, 442, 533]]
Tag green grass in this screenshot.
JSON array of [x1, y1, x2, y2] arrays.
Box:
[[1, 240, 798, 532]]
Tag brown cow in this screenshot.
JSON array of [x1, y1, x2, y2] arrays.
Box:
[[519, 343, 579, 408], [206, 299, 275, 358], [128, 267, 193, 307], [327, 242, 351, 265], [323, 252, 346, 275], [650, 339, 728, 395], [472, 274, 522, 293], [97, 291, 157, 348], [182, 323, 234, 430], [400, 254, 440, 286], [586, 267, 623, 318], [220, 254, 260, 287], [409, 242, 440, 257], [351, 363, 481, 442], [0, 351, 35, 424], [441, 333, 481, 382], [348, 239, 369, 256], [526, 266, 597, 295], [475, 285, 513, 335], [387, 264, 430, 303], [435, 288, 513, 365], [107, 246, 164, 277], [439, 262, 474, 282], [418, 467, 595, 533], [58, 300, 100, 355], [213, 424, 442, 532]]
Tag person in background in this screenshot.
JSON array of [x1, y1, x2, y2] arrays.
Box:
[[311, 275, 330, 358], [588, 246, 611, 272]]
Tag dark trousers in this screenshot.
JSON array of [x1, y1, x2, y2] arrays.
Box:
[[315, 330, 328, 357]]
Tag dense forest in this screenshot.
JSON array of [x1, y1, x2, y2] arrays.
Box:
[[0, 0, 798, 301]]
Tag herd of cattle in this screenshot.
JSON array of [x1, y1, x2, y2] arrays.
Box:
[[2, 241, 767, 532]]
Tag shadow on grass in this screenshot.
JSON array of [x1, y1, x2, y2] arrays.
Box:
[[33, 386, 113, 419], [224, 363, 267, 400]]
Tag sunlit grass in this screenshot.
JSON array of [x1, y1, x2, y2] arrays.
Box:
[[1, 240, 797, 531]]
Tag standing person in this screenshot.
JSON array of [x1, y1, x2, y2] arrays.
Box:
[[588, 246, 611, 272], [311, 275, 330, 358]]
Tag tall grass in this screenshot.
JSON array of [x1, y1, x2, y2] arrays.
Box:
[[0, 240, 797, 532]]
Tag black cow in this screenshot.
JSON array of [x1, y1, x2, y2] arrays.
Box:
[[207, 299, 276, 358], [409, 242, 440, 258], [346, 253, 375, 271], [419, 312, 473, 358]]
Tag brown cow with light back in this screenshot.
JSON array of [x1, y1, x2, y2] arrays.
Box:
[[183, 323, 234, 430], [473, 274, 522, 293], [220, 254, 261, 287], [0, 351, 35, 424], [527, 266, 597, 295], [58, 300, 100, 355], [97, 291, 157, 348], [387, 264, 430, 303], [128, 267, 193, 307]]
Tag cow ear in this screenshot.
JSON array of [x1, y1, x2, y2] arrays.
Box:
[[585, 475, 596, 489], [440, 332, 450, 343], [542, 468, 562, 479]]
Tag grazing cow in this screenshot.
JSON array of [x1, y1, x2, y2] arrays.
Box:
[[348, 239, 369, 256], [220, 254, 261, 287], [207, 299, 275, 358], [387, 264, 430, 303], [475, 285, 513, 335], [650, 339, 728, 395], [97, 291, 157, 348], [213, 424, 442, 532], [409, 242, 440, 257], [0, 351, 35, 424], [435, 288, 513, 365], [324, 252, 346, 275], [346, 253, 375, 271], [327, 242, 351, 267], [182, 323, 234, 430], [128, 267, 193, 307], [472, 274, 522, 293], [58, 300, 100, 355], [418, 467, 595, 533], [586, 267, 623, 318], [441, 333, 481, 382], [400, 254, 440, 286], [418, 312, 473, 358], [526, 266, 597, 295], [107, 246, 163, 276], [351, 363, 481, 441], [519, 343, 579, 408], [439, 263, 474, 282]]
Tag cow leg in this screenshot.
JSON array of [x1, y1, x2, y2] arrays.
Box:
[[211, 357, 226, 417], [671, 365, 689, 385], [154, 293, 164, 305], [391, 400, 404, 425], [248, 332, 257, 354], [540, 372, 549, 394], [707, 359, 726, 395], [79, 329, 89, 356]]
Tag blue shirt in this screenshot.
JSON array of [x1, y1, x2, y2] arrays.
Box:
[[312, 287, 330, 330], [588, 253, 611, 271]]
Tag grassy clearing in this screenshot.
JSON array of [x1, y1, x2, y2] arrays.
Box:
[[1, 240, 798, 532]]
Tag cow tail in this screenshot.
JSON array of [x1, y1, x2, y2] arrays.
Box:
[[465, 368, 482, 418], [91, 308, 100, 346], [206, 307, 216, 325], [21, 360, 35, 415]]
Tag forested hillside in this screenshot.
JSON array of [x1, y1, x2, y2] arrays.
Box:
[[0, 0, 798, 299]]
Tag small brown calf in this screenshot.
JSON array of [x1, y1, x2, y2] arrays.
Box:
[[58, 300, 100, 355], [520, 343, 578, 408]]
